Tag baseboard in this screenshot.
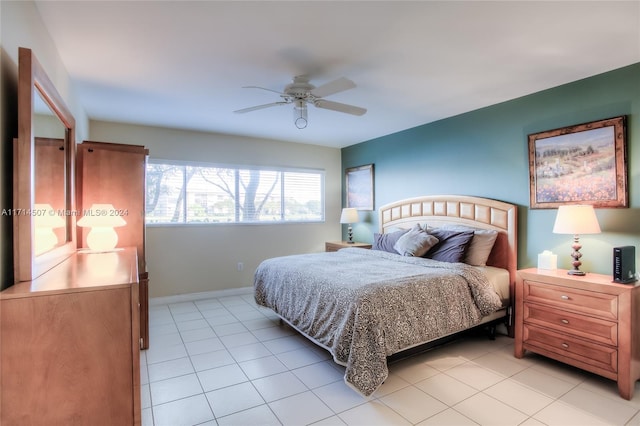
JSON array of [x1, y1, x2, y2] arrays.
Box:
[[149, 286, 253, 306]]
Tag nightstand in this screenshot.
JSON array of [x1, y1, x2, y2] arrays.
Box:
[[514, 268, 640, 400], [325, 241, 372, 252]]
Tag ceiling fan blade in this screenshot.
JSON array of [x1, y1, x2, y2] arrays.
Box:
[[314, 99, 367, 116], [242, 86, 285, 95], [234, 102, 288, 114], [310, 77, 356, 98]]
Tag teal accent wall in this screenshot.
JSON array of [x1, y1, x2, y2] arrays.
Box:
[[342, 63, 640, 275]]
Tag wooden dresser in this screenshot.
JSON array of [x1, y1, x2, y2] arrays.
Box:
[[1, 248, 141, 425], [514, 268, 640, 399]]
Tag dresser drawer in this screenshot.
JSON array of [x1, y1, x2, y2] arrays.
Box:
[[523, 324, 617, 375], [523, 303, 617, 346], [523, 280, 618, 320]]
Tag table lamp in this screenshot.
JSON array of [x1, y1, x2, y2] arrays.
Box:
[[340, 208, 359, 244], [552, 204, 601, 275], [77, 204, 126, 251], [34, 203, 65, 255]]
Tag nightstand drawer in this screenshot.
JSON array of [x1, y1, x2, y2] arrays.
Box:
[[523, 303, 617, 346], [523, 324, 617, 375], [523, 280, 618, 320]]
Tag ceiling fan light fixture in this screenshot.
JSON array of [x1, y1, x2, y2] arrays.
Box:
[[294, 100, 308, 129]]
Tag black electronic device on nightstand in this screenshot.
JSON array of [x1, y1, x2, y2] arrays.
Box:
[[613, 246, 637, 284]]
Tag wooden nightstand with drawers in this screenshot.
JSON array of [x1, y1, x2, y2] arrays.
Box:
[[514, 268, 640, 399], [325, 241, 372, 252]]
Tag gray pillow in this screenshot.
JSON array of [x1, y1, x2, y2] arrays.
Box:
[[372, 229, 408, 253], [393, 225, 439, 257], [424, 229, 475, 263]]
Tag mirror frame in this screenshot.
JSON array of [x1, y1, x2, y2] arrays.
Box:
[[14, 47, 76, 282]]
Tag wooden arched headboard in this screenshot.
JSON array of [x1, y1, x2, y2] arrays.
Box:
[[379, 195, 518, 292]]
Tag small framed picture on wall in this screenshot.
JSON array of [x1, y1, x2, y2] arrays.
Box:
[[346, 164, 374, 210]]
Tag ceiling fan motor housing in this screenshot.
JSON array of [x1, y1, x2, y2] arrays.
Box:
[[284, 76, 316, 101]]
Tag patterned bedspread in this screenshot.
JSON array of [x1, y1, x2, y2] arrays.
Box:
[[253, 248, 503, 396]]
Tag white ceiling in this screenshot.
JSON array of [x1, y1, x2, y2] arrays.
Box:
[[35, 1, 640, 148]]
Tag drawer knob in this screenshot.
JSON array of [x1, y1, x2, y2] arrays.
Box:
[[561, 295, 570, 300], [561, 343, 569, 349], [561, 319, 569, 324]]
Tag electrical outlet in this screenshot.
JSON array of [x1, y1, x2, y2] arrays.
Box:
[[237, 262, 244, 271]]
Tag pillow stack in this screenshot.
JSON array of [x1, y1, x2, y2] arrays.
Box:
[[372, 223, 498, 265]]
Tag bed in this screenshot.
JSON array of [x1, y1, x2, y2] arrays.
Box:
[[254, 195, 517, 396]]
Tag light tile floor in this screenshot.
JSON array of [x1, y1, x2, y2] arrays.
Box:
[[142, 292, 640, 425]]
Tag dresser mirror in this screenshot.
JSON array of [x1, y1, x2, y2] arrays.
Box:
[[14, 47, 76, 282]]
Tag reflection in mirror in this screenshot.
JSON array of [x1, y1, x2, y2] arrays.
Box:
[[14, 47, 76, 282], [33, 88, 68, 255]]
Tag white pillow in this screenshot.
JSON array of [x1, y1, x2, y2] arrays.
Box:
[[440, 225, 498, 266], [393, 224, 439, 257]]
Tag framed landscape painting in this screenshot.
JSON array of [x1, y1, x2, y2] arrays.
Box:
[[346, 164, 374, 210], [528, 116, 628, 209]]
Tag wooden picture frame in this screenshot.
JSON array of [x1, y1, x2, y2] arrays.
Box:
[[346, 164, 374, 210], [528, 116, 628, 209]]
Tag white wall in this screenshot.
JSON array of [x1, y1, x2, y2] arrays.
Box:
[[89, 120, 342, 297], [1, 0, 88, 288], [0, 1, 89, 141]]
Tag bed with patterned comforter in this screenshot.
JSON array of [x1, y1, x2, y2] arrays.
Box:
[[254, 247, 503, 396]]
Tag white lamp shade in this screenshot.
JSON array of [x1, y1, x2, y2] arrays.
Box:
[[340, 208, 359, 224], [552, 205, 601, 235], [77, 204, 127, 228]]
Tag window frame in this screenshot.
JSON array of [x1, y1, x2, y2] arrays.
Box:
[[145, 158, 325, 226]]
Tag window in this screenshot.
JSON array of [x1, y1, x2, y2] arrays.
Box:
[[146, 160, 324, 224]]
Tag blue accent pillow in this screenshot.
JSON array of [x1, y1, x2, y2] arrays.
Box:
[[372, 229, 408, 253], [424, 229, 475, 263]]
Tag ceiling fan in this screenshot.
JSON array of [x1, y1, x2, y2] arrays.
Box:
[[234, 76, 367, 129]]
